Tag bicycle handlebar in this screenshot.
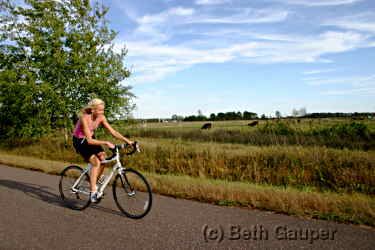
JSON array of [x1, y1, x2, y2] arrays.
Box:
[[105, 141, 140, 161]]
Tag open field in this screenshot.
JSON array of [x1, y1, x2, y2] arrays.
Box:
[[115, 119, 375, 151], [123, 118, 375, 131], [1, 118, 374, 226]]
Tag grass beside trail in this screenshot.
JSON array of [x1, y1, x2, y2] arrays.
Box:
[[0, 152, 374, 227], [4, 136, 374, 195]]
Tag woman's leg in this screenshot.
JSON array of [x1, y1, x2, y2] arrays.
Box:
[[89, 155, 101, 192], [97, 152, 106, 179]]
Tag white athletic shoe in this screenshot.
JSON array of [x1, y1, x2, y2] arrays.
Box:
[[90, 191, 99, 203]]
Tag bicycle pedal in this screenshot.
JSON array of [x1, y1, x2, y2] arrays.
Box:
[[93, 198, 101, 204]]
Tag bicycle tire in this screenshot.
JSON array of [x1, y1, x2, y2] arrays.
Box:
[[59, 165, 91, 210], [112, 169, 152, 219]]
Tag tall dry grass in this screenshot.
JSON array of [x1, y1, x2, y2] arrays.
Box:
[[3, 136, 374, 195]]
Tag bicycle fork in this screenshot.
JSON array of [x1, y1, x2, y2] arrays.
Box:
[[119, 170, 136, 197]]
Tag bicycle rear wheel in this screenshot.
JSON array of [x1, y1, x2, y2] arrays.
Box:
[[59, 165, 91, 210], [112, 169, 152, 219]]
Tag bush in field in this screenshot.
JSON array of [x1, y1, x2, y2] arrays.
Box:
[[312, 122, 370, 140], [259, 121, 295, 135]]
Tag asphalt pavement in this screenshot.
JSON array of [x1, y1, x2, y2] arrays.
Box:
[[0, 164, 374, 250]]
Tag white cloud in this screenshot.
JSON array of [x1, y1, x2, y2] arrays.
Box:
[[122, 6, 290, 47], [195, 0, 231, 5], [303, 69, 336, 75], [120, 30, 374, 83], [305, 75, 375, 86], [136, 7, 288, 26], [323, 13, 375, 34], [137, 7, 195, 24], [183, 8, 289, 24], [122, 41, 236, 83], [195, 29, 299, 42], [334, 21, 375, 33], [189, 10, 289, 24], [114, 3, 375, 84], [243, 31, 372, 63], [128, 7, 196, 43], [302, 77, 323, 81], [305, 78, 352, 86], [321, 87, 375, 96], [281, 0, 364, 6]]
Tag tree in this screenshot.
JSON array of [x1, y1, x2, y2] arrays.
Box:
[[291, 107, 307, 117], [243, 111, 258, 120], [275, 110, 281, 119], [292, 108, 299, 117], [171, 114, 183, 121], [0, 0, 134, 139], [217, 112, 226, 120], [299, 107, 307, 117], [197, 109, 207, 120], [236, 111, 242, 120]]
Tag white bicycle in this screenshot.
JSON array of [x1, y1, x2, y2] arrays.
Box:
[[59, 142, 152, 219]]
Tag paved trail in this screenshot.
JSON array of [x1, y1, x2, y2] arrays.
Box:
[[0, 165, 374, 249]]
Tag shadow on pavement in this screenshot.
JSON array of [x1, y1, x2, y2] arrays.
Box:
[[0, 179, 126, 217]]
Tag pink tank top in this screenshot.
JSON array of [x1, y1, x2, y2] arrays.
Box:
[[72, 117, 100, 138]]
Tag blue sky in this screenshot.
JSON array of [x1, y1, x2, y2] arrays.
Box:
[[104, 0, 375, 118]]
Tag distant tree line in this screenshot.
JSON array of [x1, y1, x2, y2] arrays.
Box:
[[182, 111, 258, 121], [302, 112, 374, 119], [137, 111, 374, 123]]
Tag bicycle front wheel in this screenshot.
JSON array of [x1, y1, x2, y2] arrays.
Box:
[[113, 169, 152, 219], [59, 165, 91, 210]]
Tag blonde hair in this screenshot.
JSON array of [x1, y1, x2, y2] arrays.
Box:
[[79, 98, 105, 118]]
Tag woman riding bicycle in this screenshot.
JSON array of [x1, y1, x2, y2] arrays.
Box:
[[72, 98, 134, 202]]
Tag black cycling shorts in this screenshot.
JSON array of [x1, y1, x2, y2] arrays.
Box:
[[72, 136, 104, 161]]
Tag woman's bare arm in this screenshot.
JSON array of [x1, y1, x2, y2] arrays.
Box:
[[102, 116, 133, 145], [81, 114, 114, 148]]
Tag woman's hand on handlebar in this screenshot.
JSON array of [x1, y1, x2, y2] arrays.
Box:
[[106, 141, 116, 149], [126, 140, 134, 146]]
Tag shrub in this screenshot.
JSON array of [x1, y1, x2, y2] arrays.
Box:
[[312, 122, 370, 140], [259, 121, 295, 136]]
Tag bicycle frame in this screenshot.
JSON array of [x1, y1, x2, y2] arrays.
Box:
[[71, 147, 125, 197]]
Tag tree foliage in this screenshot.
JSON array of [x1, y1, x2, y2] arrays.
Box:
[[275, 110, 281, 119], [0, 0, 134, 139], [183, 111, 258, 121]]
